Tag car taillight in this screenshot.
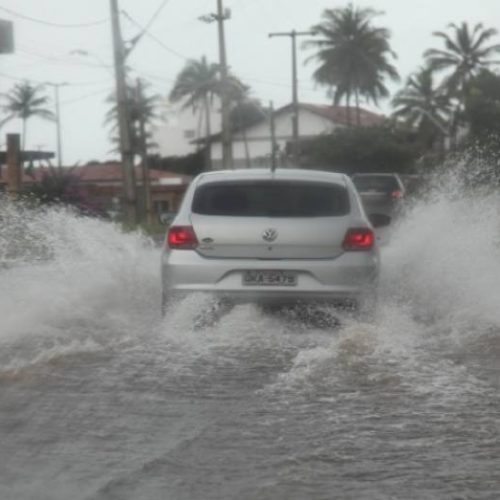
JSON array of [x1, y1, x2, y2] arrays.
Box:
[[391, 189, 403, 199], [167, 226, 198, 249], [342, 228, 375, 251]]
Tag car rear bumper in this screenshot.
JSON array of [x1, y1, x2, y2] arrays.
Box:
[[162, 249, 379, 306], [361, 198, 403, 217]]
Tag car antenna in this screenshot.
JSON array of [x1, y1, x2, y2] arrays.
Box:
[[269, 100, 277, 173]]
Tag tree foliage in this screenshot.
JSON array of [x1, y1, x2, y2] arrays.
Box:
[[229, 100, 266, 132], [301, 126, 420, 174], [304, 4, 399, 125], [392, 67, 452, 148], [0, 82, 55, 150], [169, 56, 220, 110], [169, 56, 220, 150], [148, 151, 205, 177], [424, 22, 500, 98], [465, 69, 500, 142], [21, 167, 104, 216], [105, 79, 161, 155]]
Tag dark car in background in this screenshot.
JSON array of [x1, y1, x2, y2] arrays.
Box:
[[351, 173, 406, 220]]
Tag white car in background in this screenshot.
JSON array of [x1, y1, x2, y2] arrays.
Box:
[[161, 168, 388, 315]]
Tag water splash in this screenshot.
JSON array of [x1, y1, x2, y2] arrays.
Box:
[[0, 198, 160, 372], [1, 159, 499, 384], [382, 163, 500, 331]]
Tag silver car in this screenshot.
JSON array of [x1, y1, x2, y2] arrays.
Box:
[[161, 168, 384, 314]]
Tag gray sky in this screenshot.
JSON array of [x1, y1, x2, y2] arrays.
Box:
[[1, 0, 500, 164]]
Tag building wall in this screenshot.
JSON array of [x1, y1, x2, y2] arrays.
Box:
[[153, 99, 222, 157], [210, 108, 343, 167]]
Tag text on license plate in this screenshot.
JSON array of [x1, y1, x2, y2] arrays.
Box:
[[242, 270, 297, 286]]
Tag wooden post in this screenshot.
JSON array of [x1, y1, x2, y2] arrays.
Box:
[[6, 133, 22, 198]]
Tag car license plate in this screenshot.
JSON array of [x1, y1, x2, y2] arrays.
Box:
[[242, 270, 297, 286]]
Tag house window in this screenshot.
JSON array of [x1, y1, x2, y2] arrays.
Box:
[[183, 129, 196, 139]]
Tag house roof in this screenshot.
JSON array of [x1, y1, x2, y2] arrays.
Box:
[[194, 102, 386, 144], [297, 103, 385, 127], [73, 162, 192, 184], [0, 162, 192, 185]]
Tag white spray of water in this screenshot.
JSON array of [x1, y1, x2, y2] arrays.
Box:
[[258, 163, 500, 398], [382, 166, 500, 331], [1, 162, 499, 387], [0, 199, 161, 371]]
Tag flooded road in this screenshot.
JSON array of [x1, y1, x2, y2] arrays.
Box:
[[1, 180, 500, 500]]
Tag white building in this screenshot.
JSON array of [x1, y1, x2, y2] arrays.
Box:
[[153, 101, 385, 168], [153, 99, 222, 157], [209, 103, 385, 169]]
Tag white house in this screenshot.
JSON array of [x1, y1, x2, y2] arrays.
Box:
[[208, 103, 385, 169], [153, 99, 222, 157]]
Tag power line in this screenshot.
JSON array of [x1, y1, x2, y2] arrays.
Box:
[[60, 87, 112, 106], [142, 0, 172, 35], [239, 74, 317, 92], [119, 9, 319, 97], [16, 47, 114, 71], [135, 70, 175, 84], [120, 11, 320, 98], [121, 0, 172, 57], [0, 70, 110, 88], [0, 5, 108, 28], [121, 11, 189, 61]]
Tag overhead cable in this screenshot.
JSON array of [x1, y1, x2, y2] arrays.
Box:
[[121, 0, 172, 56], [121, 11, 189, 61], [0, 5, 108, 28], [142, 0, 172, 34], [0, 70, 110, 88], [60, 87, 112, 106]]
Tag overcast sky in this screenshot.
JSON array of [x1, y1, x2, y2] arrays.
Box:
[[1, 0, 500, 165]]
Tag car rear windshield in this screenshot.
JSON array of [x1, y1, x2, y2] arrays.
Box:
[[352, 175, 401, 193], [192, 180, 350, 217]]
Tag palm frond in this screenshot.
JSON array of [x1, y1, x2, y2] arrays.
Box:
[[304, 3, 399, 109]]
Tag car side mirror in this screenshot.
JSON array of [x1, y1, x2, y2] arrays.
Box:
[[369, 213, 391, 228]]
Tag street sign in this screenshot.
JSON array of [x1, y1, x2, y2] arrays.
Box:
[[0, 19, 14, 54]]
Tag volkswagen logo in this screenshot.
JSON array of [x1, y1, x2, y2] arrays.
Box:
[[262, 228, 278, 242]]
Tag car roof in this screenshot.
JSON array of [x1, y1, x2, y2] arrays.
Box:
[[352, 173, 401, 178], [195, 168, 348, 186]]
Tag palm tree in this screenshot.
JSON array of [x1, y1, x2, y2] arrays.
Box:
[[392, 67, 452, 149], [105, 79, 162, 154], [169, 56, 220, 168], [0, 82, 55, 151], [424, 22, 500, 100], [304, 4, 399, 126], [225, 78, 263, 167], [424, 22, 500, 147]]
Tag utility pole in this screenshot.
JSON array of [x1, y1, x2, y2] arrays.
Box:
[[46, 82, 68, 168], [0, 19, 14, 54], [110, 0, 137, 226], [269, 30, 315, 166], [200, 1, 232, 169], [269, 101, 277, 172], [136, 78, 153, 225]]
